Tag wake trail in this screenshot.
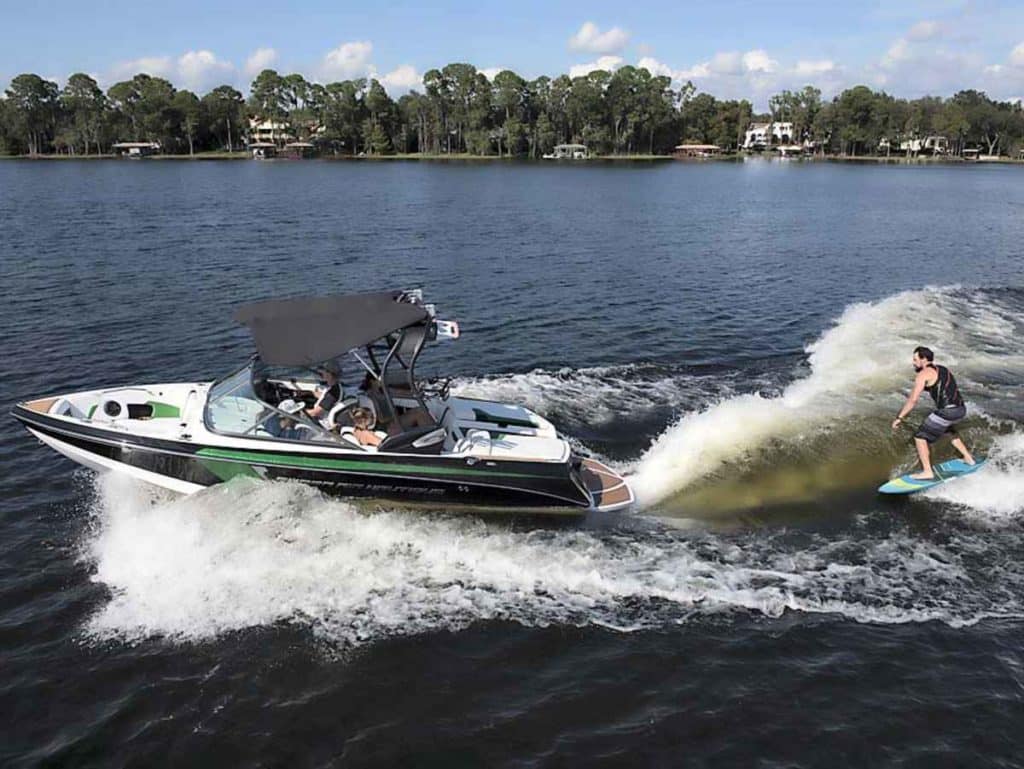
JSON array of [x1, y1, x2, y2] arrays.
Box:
[[81, 473, 1024, 648], [629, 287, 1024, 506]]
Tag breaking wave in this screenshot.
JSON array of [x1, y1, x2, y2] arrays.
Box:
[[923, 432, 1024, 520], [452, 362, 767, 427], [82, 473, 1024, 647], [630, 287, 1024, 506]]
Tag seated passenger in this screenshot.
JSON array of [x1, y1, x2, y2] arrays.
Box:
[[306, 366, 342, 423], [272, 399, 309, 440], [350, 407, 382, 447], [359, 373, 434, 435]]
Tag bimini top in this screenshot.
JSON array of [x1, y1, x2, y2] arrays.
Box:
[[234, 290, 430, 366]]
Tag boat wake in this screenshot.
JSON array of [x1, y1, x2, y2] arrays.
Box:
[[81, 471, 1024, 648], [77, 286, 1024, 648], [461, 286, 1024, 515], [923, 432, 1024, 520], [630, 286, 1024, 507]]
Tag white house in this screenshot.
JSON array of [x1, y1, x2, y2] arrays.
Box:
[[247, 117, 294, 146], [111, 141, 161, 157], [743, 122, 794, 150], [879, 135, 950, 156]]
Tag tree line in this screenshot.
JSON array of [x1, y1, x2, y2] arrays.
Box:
[[2, 64, 1023, 157]]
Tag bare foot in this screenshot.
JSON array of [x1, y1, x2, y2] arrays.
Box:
[[910, 471, 935, 480]]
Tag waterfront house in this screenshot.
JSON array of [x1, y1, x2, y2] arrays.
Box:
[[248, 117, 294, 146], [881, 135, 950, 156], [743, 122, 794, 150], [111, 141, 160, 158], [543, 144, 590, 159], [673, 144, 722, 158]]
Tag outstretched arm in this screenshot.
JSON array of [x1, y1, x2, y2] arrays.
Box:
[[892, 372, 929, 429]]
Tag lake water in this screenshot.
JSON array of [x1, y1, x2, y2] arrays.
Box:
[[2, 158, 1023, 766]]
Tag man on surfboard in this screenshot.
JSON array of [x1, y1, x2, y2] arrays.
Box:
[[891, 346, 975, 480]]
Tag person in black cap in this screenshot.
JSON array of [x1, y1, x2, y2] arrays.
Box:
[[306, 366, 342, 423]]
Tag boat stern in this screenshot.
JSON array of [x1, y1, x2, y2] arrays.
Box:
[[577, 457, 634, 512]]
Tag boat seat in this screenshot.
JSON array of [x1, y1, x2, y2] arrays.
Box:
[[454, 428, 491, 456], [51, 398, 87, 419], [378, 425, 445, 454]]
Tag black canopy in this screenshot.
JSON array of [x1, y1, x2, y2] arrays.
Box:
[[234, 291, 430, 366]]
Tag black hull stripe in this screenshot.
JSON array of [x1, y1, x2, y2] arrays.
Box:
[[15, 408, 589, 508]]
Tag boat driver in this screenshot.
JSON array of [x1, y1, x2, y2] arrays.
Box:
[[306, 366, 342, 423]]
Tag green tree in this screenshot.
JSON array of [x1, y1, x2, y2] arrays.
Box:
[[493, 69, 527, 156], [173, 90, 202, 155], [322, 79, 366, 153], [62, 73, 106, 154], [398, 90, 431, 153], [107, 74, 177, 146], [951, 90, 1006, 155], [834, 85, 878, 155], [5, 73, 59, 155], [202, 85, 245, 151], [249, 69, 288, 120]]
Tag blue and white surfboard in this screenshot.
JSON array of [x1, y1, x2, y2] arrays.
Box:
[[878, 458, 987, 495]]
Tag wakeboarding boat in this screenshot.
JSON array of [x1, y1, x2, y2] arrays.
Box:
[[12, 290, 633, 514]]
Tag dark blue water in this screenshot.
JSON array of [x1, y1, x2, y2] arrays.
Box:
[[2, 159, 1023, 767]]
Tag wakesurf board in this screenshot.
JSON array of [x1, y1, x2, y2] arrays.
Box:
[[878, 458, 986, 495]]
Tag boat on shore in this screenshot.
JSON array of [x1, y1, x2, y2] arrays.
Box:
[[12, 290, 633, 514]]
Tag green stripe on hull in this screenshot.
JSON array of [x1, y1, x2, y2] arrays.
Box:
[[199, 458, 261, 482], [195, 447, 549, 478], [147, 401, 181, 418]]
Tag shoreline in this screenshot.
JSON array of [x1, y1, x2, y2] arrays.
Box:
[[1, 152, 1021, 166]]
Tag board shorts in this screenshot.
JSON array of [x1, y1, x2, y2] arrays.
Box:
[[914, 405, 967, 444]]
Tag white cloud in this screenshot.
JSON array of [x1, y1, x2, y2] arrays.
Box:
[[377, 64, 422, 93], [1010, 41, 1024, 68], [479, 67, 504, 81], [794, 59, 836, 77], [110, 56, 174, 81], [107, 51, 234, 90], [320, 40, 374, 80], [631, 49, 850, 109], [568, 56, 624, 78], [708, 51, 743, 75], [742, 49, 778, 73], [177, 50, 234, 91], [244, 47, 278, 77], [907, 20, 943, 42], [882, 38, 910, 68], [568, 22, 630, 54], [637, 56, 674, 78], [678, 62, 711, 79]]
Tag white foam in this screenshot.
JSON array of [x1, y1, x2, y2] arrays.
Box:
[[631, 287, 1024, 506], [923, 432, 1024, 520], [82, 474, 1023, 646], [452, 364, 739, 424]]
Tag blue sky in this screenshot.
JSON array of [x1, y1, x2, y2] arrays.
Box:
[[3, 0, 1023, 108]]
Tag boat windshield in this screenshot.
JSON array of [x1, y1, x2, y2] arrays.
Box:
[[205, 364, 272, 436], [205, 363, 327, 441]]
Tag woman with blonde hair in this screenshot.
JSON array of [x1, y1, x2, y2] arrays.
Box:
[[350, 407, 382, 447]]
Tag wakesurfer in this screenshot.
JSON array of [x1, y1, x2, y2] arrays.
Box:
[[891, 346, 975, 480]]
